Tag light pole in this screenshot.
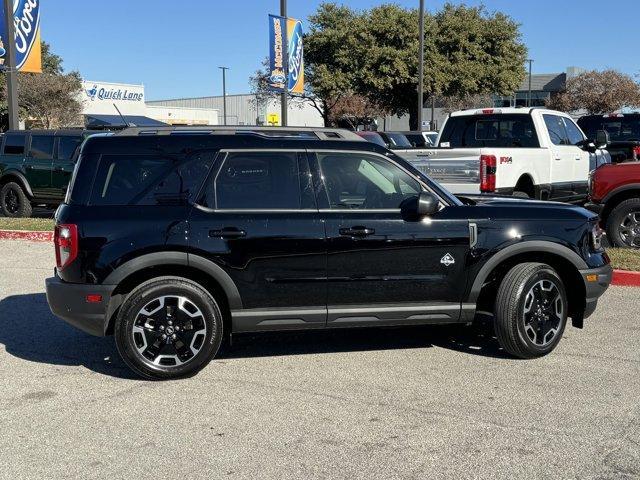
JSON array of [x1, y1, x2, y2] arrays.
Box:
[[417, 0, 425, 131], [527, 59, 534, 107], [280, 0, 288, 127], [219, 66, 229, 126], [3, 0, 19, 130]]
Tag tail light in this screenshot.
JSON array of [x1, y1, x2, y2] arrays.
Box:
[[633, 146, 640, 160], [55, 224, 78, 270], [480, 155, 497, 192]]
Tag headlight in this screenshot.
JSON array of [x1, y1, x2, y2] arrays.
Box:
[[591, 223, 604, 250]]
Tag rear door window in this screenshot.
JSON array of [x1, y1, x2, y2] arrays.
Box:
[[213, 152, 305, 210], [439, 114, 539, 148], [90, 153, 212, 206], [57, 136, 83, 161], [543, 114, 570, 146], [3, 133, 26, 155], [29, 135, 55, 159]]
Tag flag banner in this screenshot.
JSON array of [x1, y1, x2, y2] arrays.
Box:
[[268, 14, 286, 92], [0, 0, 42, 73], [286, 17, 304, 95]]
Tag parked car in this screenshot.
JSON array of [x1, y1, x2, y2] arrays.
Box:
[[356, 130, 414, 150], [401, 131, 439, 148], [587, 160, 640, 247], [0, 129, 91, 217], [578, 113, 640, 163], [392, 108, 610, 203], [45, 126, 611, 380]]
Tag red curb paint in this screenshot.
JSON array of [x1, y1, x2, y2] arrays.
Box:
[[0, 230, 53, 242], [612, 269, 640, 287]]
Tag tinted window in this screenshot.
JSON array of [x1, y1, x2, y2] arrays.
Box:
[[358, 132, 387, 147], [317, 152, 420, 209], [90, 154, 211, 206], [543, 114, 570, 146], [578, 116, 640, 142], [3, 134, 26, 155], [562, 118, 585, 145], [439, 114, 539, 148], [58, 137, 83, 161], [29, 135, 54, 159], [404, 133, 430, 148], [214, 152, 302, 209], [383, 133, 412, 148]]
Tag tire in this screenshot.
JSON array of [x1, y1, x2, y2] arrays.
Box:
[[512, 190, 530, 199], [115, 277, 224, 380], [494, 263, 567, 359], [0, 182, 32, 218], [605, 198, 640, 248]]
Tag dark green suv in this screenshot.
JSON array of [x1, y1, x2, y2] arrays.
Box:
[[0, 130, 90, 217]]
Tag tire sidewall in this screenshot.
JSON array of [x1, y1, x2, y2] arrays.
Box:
[[514, 268, 567, 355], [115, 278, 223, 380], [607, 199, 640, 248]]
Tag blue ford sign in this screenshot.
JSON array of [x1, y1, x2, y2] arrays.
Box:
[[0, 0, 42, 72]]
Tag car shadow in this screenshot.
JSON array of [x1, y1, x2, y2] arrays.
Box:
[[0, 293, 510, 380]]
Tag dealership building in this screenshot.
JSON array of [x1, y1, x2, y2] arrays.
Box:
[[78, 81, 322, 128]]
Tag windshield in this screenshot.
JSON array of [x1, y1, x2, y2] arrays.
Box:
[[578, 116, 640, 142], [384, 133, 413, 149], [357, 132, 387, 147]]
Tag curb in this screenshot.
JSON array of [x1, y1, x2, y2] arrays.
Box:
[[612, 269, 640, 287], [0, 230, 53, 242]]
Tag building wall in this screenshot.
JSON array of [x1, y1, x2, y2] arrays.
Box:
[[146, 94, 324, 127], [146, 105, 219, 125], [80, 80, 147, 116]]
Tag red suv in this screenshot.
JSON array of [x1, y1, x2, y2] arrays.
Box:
[[588, 161, 640, 248]]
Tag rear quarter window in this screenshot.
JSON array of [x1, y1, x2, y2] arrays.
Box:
[[3, 133, 26, 155], [89, 153, 213, 206]]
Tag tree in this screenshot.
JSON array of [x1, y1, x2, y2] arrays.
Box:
[[438, 93, 494, 114], [298, 2, 527, 129], [0, 41, 83, 130], [327, 94, 387, 129], [546, 70, 640, 114]]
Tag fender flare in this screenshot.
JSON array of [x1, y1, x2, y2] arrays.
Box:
[[0, 171, 33, 198], [467, 241, 588, 304], [103, 251, 242, 310], [602, 183, 640, 204]]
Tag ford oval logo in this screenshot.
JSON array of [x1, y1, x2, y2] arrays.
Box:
[[269, 72, 286, 84], [12, 0, 40, 70], [287, 20, 303, 93]]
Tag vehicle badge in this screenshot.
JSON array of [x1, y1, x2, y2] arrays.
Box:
[[440, 253, 455, 267]]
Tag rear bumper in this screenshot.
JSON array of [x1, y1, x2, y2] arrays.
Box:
[[45, 276, 115, 337], [579, 264, 613, 319]]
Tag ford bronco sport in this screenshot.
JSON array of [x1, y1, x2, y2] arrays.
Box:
[[45, 127, 612, 379]]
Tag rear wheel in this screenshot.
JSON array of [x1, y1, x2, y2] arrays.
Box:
[[0, 182, 32, 218], [115, 277, 223, 380], [494, 263, 567, 358], [606, 198, 640, 248]]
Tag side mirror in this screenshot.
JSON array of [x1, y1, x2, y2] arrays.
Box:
[[577, 139, 598, 154], [402, 191, 439, 218], [595, 130, 609, 149]]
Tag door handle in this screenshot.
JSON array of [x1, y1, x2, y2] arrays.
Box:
[[339, 226, 375, 237], [554, 157, 562, 161], [25, 165, 35, 170], [54, 166, 64, 172], [209, 227, 246, 239]]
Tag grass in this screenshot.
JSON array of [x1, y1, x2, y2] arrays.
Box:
[[0, 217, 55, 231], [607, 248, 640, 272]]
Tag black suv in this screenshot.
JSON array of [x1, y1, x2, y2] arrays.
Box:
[[45, 127, 612, 380], [0, 129, 90, 217]]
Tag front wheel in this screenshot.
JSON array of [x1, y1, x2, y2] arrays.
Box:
[[115, 277, 223, 380], [494, 263, 567, 359], [606, 198, 640, 248]]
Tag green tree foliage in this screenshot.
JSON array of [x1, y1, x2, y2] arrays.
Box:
[[0, 41, 83, 130], [300, 2, 527, 129]]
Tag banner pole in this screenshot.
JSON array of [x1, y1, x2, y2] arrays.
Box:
[[280, 0, 287, 127], [3, 0, 19, 130]]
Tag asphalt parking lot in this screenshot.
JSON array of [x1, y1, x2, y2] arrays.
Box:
[[0, 239, 638, 480]]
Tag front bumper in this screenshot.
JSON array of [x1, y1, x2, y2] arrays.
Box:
[[579, 263, 613, 319], [45, 276, 115, 337]]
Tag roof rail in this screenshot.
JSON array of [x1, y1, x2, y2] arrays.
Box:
[[113, 125, 364, 141]]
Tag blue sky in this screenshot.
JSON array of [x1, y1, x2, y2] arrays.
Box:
[[41, 1, 639, 101]]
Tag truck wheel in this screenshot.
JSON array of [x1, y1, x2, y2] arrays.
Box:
[[494, 263, 567, 359], [0, 182, 32, 218], [115, 277, 223, 380], [606, 198, 640, 248]]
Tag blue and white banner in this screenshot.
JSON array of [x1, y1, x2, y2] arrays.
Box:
[[268, 14, 286, 92]]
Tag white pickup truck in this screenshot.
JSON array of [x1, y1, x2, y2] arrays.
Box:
[[396, 108, 610, 203]]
